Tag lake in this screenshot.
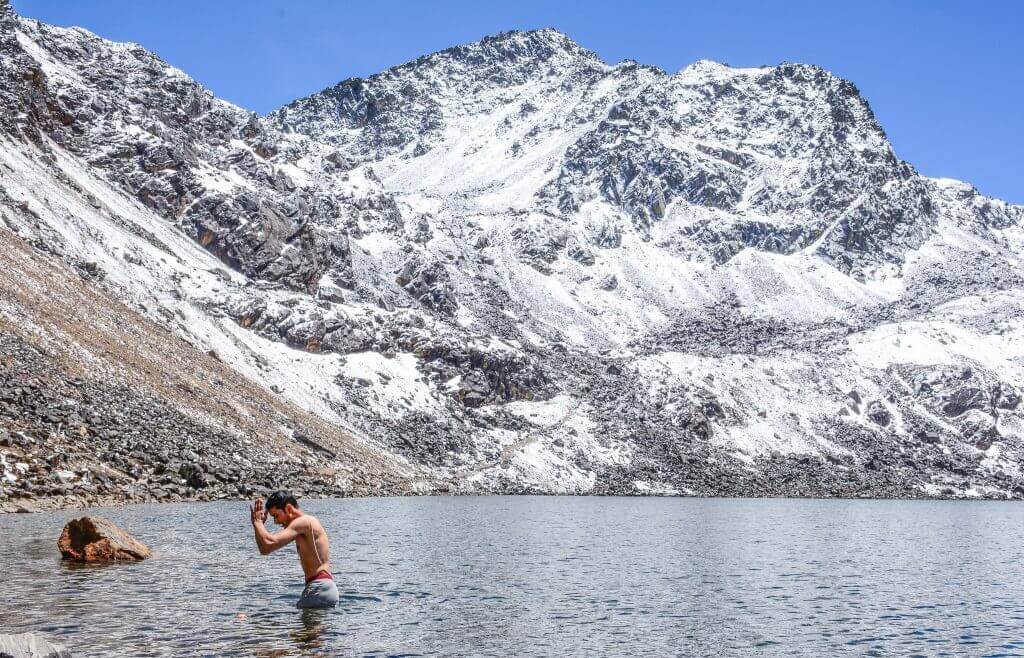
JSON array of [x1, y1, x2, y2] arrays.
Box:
[[2, 497, 1024, 656]]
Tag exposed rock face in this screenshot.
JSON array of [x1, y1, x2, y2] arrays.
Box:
[[0, 7, 400, 295], [272, 29, 605, 163], [0, 633, 71, 658], [0, 230, 411, 513], [395, 255, 458, 315], [57, 516, 151, 562], [1, 7, 1024, 503]]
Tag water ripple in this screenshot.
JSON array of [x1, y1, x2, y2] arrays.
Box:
[[3, 497, 1024, 655]]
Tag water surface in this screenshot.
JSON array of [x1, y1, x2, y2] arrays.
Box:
[[2, 497, 1024, 656]]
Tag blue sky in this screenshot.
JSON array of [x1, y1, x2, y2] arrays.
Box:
[[12, 0, 1023, 204]]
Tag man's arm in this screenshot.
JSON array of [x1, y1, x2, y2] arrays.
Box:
[[250, 500, 303, 555]]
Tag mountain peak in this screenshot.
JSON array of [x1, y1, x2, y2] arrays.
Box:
[[677, 58, 773, 78], [268, 26, 610, 158], [382, 25, 603, 80], [480, 26, 573, 44], [3, 6, 1024, 505], [478, 27, 591, 55]]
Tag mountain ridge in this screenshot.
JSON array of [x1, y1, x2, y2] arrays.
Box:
[[2, 2, 1023, 510]]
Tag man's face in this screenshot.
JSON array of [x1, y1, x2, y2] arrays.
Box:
[[267, 506, 288, 527]]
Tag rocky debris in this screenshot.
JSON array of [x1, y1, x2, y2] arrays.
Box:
[[641, 304, 849, 357], [1, 7, 1023, 505], [57, 516, 151, 562], [414, 339, 549, 406], [293, 431, 337, 458], [395, 255, 458, 315], [597, 274, 618, 291], [511, 225, 562, 273], [388, 411, 478, 466], [865, 401, 892, 427], [321, 323, 375, 353], [542, 341, 1024, 500], [0, 327, 407, 511], [897, 364, 1021, 447], [941, 387, 986, 417], [223, 290, 547, 409], [0, 633, 71, 658], [994, 383, 1022, 411], [0, 222, 415, 512], [456, 371, 493, 407], [566, 238, 595, 265], [285, 318, 327, 352]]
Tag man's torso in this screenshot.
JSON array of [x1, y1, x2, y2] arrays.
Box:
[[293, 514, 331, 581]]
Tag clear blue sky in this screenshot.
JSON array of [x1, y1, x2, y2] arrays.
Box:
[[12, 0, 1023, 204]]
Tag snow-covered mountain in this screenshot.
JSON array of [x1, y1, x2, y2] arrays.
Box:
[[2, 4, 1023, 509]]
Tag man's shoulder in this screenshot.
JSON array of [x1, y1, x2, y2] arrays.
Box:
[[287, 515, 313, 530], [302, 514, 326, 532]]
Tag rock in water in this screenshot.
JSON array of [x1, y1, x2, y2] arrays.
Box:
[[57, 516, 151, 562], [0, 633, 72, 658]]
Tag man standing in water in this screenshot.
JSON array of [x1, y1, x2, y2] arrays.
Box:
[[250, 490, 339, 609]]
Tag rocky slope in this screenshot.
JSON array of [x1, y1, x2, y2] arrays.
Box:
[[2, 3, 1023, 508], [0, 224, 412, 513]]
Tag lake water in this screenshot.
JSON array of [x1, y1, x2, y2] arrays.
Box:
[[2, 497, 1024, 656]]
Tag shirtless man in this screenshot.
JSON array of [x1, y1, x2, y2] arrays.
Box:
[[250, 490, 339, 609]]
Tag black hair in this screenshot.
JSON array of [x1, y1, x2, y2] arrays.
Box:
[[266, 490, 299, 512]]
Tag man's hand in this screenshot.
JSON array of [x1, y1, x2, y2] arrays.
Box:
[[251, 501, 300, 555], [250, 498, 267, 526]]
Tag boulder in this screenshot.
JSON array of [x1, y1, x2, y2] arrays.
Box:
[[395, 256, 458, 315], [865, 400, 892, 427], [457, 371, 492, 408], [994, 383, 1021, 410], [942, 387, 985, 417], [57, 516, 151, 562], [0, 632, 72, 658]]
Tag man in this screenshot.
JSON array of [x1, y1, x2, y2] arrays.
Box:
[[250, 490, 339, 609]]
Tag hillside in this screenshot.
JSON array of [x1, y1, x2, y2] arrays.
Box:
[[2, 4, 1023, 508]]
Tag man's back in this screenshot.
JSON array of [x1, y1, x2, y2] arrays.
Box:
[[292, 514, 331, 581]]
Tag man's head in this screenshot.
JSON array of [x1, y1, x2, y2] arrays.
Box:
[[265, 490, 300, 526]]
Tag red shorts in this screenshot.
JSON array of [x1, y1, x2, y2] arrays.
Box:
[[305, 570, 333, 585]]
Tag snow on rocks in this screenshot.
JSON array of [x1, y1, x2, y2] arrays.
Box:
[[1, 6, 1024, 505]]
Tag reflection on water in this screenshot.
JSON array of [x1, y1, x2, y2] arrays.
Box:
[[291, 610, 329, 653], [240, 610, 331, 658], [3, 497, 1024, 656]]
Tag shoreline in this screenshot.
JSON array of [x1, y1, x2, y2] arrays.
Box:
[[5, 488, 1023, 515]]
